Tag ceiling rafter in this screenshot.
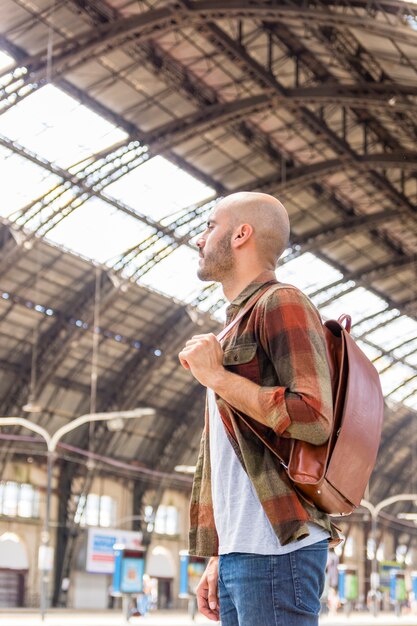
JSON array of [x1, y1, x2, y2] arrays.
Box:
[[142, 85, 417, 148], [10, 0, 417, 86], [198, 21, 417, 218], [0, 33, 225, 195], [309, 256, 417, 301], [0, 134, 191, 245], [253, 153, 417, 196]]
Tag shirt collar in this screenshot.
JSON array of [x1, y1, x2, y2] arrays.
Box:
[[225, 270, 277, 321]]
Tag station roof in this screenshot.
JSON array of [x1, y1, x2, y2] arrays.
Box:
[[0, 0, 417, 511]]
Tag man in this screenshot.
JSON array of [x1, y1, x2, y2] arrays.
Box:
[[179, 192, 338, 625]]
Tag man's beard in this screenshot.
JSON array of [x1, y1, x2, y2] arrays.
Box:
[[197, 230, 235, 282]]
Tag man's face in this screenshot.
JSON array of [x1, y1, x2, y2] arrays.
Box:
[[196, 204, 235, 282]]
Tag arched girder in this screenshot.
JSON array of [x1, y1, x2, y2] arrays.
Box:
[[375, 411, 413, 463], [308, 255, 417, 301], [288, 84, 417, 112], [385, 375, 417, 399], [198, 17, 417, 222], [12, 1, 417, 85], [50, 302, 202, 602], [291, 209, 399, 253], [142, 86, 417, 150], [0, 273, 102, 419], [254, 153, 417, 196], [372, 436, 417, 499], [22, 6, 186, 82], [0, 135, 188, 247]]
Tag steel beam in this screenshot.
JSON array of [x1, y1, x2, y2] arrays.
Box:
[[142, 87, 417, 150], [0, 135, 192, 247], [254, 153, 417, 196], [299, 207, 400, 248], [9, 1, 417, 86], [309, 255, 417, 300]]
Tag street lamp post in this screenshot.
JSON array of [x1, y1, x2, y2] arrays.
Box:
[[0, 408, 155, 620], [361, 494, 417, 616]]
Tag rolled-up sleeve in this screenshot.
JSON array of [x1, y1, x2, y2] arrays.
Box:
[[257, 287, 333, 445]]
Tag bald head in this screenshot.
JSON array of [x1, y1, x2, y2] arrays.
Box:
[[217, 191, 290, 266]]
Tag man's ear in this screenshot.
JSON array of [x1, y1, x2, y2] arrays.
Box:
[[232, 223, 253, 248]]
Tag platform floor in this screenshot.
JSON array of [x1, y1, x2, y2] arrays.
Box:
[[1, 609, 417, 626]]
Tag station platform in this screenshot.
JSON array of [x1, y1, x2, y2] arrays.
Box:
[[1, 609, 417, 626]]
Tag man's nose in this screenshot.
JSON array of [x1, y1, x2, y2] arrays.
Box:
[[195, 236, 205, 250]]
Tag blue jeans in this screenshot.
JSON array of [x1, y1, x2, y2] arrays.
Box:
[[218, 540, 328, 626]]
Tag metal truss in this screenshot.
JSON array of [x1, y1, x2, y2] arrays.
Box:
[[4, 1, 416, 93], [142, 86, 417, 149], [309, 256, 417, 311], [254, 154, 417, 197], [52, 299, 206, 605], [0, 33, 224, 196], [0, 135, 190, 245], [1, 4, 415, 287]]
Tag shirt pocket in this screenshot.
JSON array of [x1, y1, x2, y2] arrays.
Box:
[[223, 342, 258, 380]]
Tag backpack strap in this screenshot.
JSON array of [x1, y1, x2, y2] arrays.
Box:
[[216, 281, 276, 343]]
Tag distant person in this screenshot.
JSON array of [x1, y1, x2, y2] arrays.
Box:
[[179, 192, 339, 625]]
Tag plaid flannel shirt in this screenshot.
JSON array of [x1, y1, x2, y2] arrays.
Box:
[[189, 271, 340, 557]]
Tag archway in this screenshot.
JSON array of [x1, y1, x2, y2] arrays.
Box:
[[0, 532, 29, 607]]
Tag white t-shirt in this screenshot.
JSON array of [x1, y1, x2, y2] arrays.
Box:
[[208, 389, 329, 555]]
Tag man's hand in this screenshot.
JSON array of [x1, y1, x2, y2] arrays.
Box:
[[178, 334, 225, 388], [196, 556, 220, 621]]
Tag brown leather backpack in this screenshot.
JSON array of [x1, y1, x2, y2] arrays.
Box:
[[287, 315, 384, 516], [219, 287, 385, 517]]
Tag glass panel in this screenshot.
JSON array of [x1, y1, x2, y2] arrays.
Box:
[[0, 146, 61, 219], [277, 253, 342, 293], [367, 317, 417, 352], [319, 287, 386, 323], [165, 506, 179, 535], [356, 340, 382, 362], [85, 493, 100, 527], [32, 489, 40, 518], [106, 155, 214, 222], [379, 362, 416, 396], [140, 245, 204, 302], [46, 197, 153, 264], [74, 494, 87, 525], [389, 379, 417, 405], [154, 505, 168, 534], [0, 84, 127, 167], [99, 495, 115, 528], [3, 481, 18, 516], [0, 50, 14, 73], [403, 391, 417, 410], [17, 483, 35, 518]]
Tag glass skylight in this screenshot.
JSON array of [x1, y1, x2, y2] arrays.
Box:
[[0, 145, 61, 219], [106, 155, 214, 223], [379, 362, 417, 398], [0, 84, 127, 168], [367, 317, 417, 353], [0, 59, 415, 410], [319, 287, 386, 324], [46, 197, 154, 264], [277, 253, 342, 293], [139, 244, 205, 302], [0, 51, 13, 73]]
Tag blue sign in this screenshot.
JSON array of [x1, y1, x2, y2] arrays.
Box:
[[179, 553, 189, 597], [412, 572, 417, 598], [112, 547, 145, 595], [121, 557, 144, 593], [179, 552, 206, 598]]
